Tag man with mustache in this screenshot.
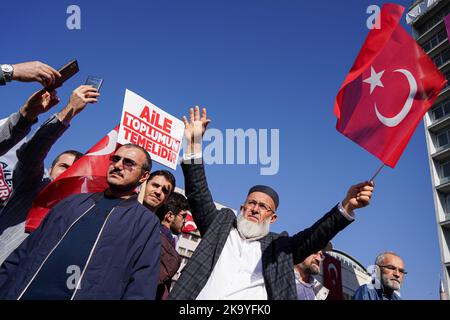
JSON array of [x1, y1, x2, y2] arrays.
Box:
[[353, 252, 405, 300], [168, 106, 375, 300], [0, 144, 161, 300], [294, 243, 332, 300]]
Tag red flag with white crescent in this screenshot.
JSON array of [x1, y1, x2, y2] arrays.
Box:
[[181, 210, 197, 233], [25, 126, 120, 232], [323, 253, 344, 300], [334, 4, 447, 167]]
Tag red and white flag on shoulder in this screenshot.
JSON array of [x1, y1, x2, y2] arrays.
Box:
[[181, 210, 197, 233], [25, 126, 120, 232], [334, 3, 447, 168]]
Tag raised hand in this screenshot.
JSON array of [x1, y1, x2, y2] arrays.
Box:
[[57, 85, 100, 123], [19, 89, 60, 122], [182, 106, 211, 154], [341, 181, 374, 214]]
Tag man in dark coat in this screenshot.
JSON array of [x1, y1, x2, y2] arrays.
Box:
[[168, 107, 374, 300], [0, 143, 161, 300], [154, 191, 189, 300]]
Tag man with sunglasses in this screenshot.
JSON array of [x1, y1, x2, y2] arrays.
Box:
[[353, 252, 405, 300], [168, 106, 375, 300], [0, 144, 161, 300], [154, 191, 189, 300]]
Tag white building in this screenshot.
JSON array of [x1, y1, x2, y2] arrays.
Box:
[[408, 0, 450, 298]]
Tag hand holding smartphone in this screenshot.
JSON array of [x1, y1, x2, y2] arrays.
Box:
[[46, 59, 79, 90]]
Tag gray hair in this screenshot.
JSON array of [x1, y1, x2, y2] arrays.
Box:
[[375, 251, 401, 266]]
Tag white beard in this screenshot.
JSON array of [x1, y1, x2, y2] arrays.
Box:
[[236, 211, 270, 241]]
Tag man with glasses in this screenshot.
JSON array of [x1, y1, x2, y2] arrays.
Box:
[[168, 106, 375, 300], [294, 242, 332, 300], [353, 252, 406, 300], [0, 144, 161, 300], [154, 191, 189, 299]]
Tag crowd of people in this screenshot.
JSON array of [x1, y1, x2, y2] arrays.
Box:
[[0, 60, 405, 300]]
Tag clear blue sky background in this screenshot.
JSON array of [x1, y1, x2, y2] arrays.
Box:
[[1, 0, 441, 299]]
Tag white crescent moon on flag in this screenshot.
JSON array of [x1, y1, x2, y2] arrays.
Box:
[[184, 221, 197, 229], [328, 263, 338, 286], [85, 130, 118, 156], [375, 69, 417, 127]]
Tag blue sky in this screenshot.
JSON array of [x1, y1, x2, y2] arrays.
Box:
[[1, 0, 442, 299]]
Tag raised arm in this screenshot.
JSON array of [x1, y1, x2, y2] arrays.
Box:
[[181, 106, 220, 236]]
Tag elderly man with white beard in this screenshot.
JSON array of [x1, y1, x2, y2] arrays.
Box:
[[168, 106, 374, 300], [353, 252, 405, 300]]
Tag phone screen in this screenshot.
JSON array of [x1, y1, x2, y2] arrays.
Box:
[[85, 76, 103, 91]]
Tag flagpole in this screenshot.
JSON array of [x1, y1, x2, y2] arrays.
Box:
[[138, 180, 147, 204], [370, 163, 385, 182]]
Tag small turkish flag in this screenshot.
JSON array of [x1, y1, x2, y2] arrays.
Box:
[[25, 126, 120, 232], [334, 4, 447, 168], [181, 210, 197, 233]]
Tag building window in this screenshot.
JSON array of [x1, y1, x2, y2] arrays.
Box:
[[432, 99, 450, 121], [437, 131, 449, 147], [186, 250, 194, 258], [434, 48, 450, 68], [441, 161, 450, 180], [445, 194, 450, 214], [422, 30, 447, 52]]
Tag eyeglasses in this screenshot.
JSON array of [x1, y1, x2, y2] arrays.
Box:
[[109, 155, 142, 171], [378, 265, 408, 275], [245, 200, 274, 214]]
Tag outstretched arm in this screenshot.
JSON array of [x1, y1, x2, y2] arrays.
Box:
[[289, 181, 374, 264]]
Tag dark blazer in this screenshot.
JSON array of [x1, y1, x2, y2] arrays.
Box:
[[0, 192, 161, 300], [156, 231, 181, 300], [168, 160, 353, 300]]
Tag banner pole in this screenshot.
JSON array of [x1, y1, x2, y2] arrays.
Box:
[[138, 180, 147, 204], [370, 163, 385, 182]]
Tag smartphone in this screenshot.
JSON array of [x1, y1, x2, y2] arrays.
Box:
[[85, 75, 103, 91], [47, 59, 79, 90]]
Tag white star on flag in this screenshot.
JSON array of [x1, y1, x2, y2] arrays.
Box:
[[363, 66, 385, 94]]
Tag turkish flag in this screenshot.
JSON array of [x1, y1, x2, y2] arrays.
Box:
[[323, 253, 344, 300], [181, 210, 197, 233], [334, 4, 447, 168], [25, 126, 120, 232]]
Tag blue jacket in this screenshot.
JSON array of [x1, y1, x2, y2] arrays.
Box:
[[352, 284, 401, 300], [0, 192, 161, 300]]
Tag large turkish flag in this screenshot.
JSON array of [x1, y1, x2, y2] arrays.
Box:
[[25, 126, 120, 232], [334, 4, 447, 167]]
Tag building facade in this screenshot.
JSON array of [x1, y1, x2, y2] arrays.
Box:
[[408, 0, 450, 299]]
